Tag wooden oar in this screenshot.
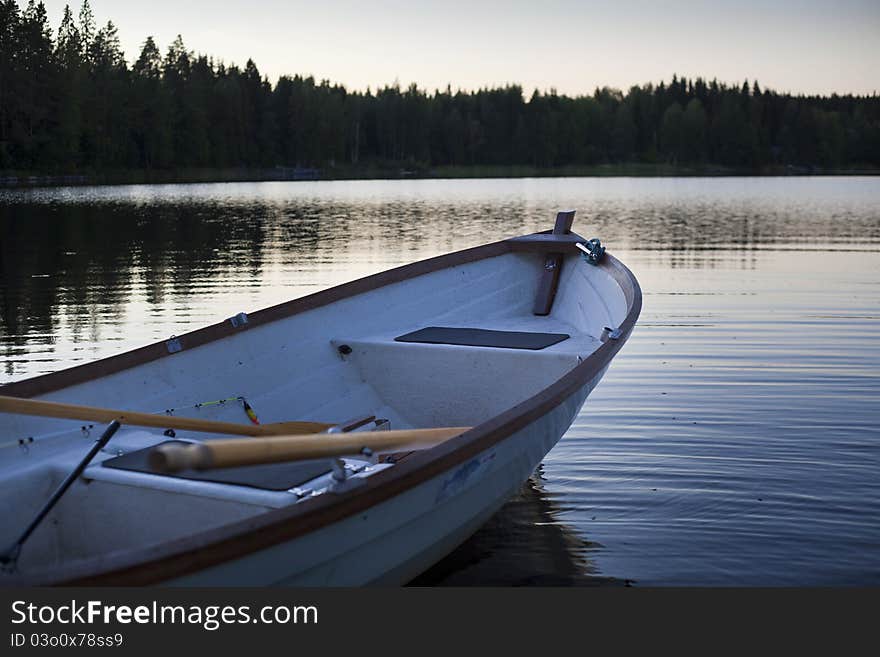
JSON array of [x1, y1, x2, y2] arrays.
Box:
[[0, 395, 334, 436], [149, 426, 472, 472]]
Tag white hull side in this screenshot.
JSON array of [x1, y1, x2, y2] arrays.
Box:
[[165, 368, 605, 586]]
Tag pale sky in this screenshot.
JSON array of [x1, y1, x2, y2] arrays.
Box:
[[31, 0, 880, 96]]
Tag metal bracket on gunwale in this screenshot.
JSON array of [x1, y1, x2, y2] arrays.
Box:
[[576, 239, 606, 265], [229, 312, 248, 328], [601, 326, 622, 342], [166, 336, 183, 354]]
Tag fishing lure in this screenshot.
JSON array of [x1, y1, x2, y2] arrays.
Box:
[[241, 398, 261, 425]]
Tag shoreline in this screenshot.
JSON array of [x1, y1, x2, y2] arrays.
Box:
[[1, 163, 878, 189]]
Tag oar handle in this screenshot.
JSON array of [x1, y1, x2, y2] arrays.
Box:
[[149, 426, 472, 472]]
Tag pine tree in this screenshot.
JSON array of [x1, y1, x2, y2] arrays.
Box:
[[132, 36, 171, 167], [77, 0, 94, 62]]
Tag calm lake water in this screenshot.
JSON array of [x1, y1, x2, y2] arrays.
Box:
[[1, 177, 878, 585]]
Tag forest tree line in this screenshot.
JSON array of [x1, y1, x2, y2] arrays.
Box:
[[2, 0, 879, 175]]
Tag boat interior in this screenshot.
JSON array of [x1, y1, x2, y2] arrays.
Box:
[[0, 246, 629, 575]]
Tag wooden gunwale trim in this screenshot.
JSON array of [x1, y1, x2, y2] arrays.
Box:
[[11, 241, 640, 586], [507, 234, 590, 253]]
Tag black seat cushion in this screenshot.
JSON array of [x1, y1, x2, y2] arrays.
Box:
[[394, 326, 569, 350], [101, 440, 332, 491]]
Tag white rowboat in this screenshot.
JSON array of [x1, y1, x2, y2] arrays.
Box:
[[0, 211, 641, 585]]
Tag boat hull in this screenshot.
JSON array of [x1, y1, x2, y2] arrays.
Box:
[[1, 227, 640, 586]]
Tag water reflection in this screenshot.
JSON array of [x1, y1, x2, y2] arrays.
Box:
[[0, 202, 268, 373], [411, 469, 617, 586]]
